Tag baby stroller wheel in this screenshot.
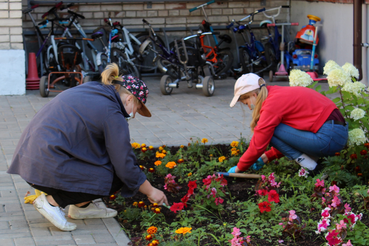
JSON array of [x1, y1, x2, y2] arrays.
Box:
[[160, 75, 173, 95], [202, 76, 215, 97], [39, 76, 49, 97]]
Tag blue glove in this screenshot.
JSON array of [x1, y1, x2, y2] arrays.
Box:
[[228, 166, 237, 173], [251, 157, 265, 171]]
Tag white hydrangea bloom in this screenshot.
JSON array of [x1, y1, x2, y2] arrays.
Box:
[[289, 69, 313, 87], [342, 62, 360, 79], [323, 60, 341, 75], [348, 128, 367, 146], [327, 68, 350, 87], [342, 82, 366, 96], [350, 108, 365, 121]]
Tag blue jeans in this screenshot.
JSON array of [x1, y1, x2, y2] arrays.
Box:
[[270, 121, 349, 160]]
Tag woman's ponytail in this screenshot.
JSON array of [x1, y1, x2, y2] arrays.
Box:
[[101, 63, 123, 91], [250, 78, 268, 131]]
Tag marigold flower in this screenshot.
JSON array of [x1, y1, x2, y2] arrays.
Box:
[[162, 150, 167, 154], [153, 208, 161, 214], [131, 142, 141, 149], [148, 168, 155, 173], [139, 165, 145, 170], [165, 161, 176, 169], [231, 150, 238, 156], [156, 152, 166, 158], [148, 243, 154, 246], [147, 226, 158, 235], [152, 203, 158, 207], [364, 143, 369, 149], [361, 149, 367, 155], [335, 152, 341, 156], [141, 147, 147, 153], [158, 146, 163, 151], [109, 194, 116, 200], [180, 145, 184, 148], [133, 202, 138, 207], [154, 160, 162, 166], [350, 154, 357, 159], [151, 239, 159, 246], [149, 145, 154, 150], [230, 141, 239, 147], [201, 138, 208, 144], [146, 235, 153, 241], [358, 173, 363, 176], [187, 172, 192, 177], [175, 227, 192, 235], [289, 69, 313, 87], [218, 156, 226, 162], [177, 159, 184, 163], [138, 201, 145, 208], [141, 143, 146, 148]]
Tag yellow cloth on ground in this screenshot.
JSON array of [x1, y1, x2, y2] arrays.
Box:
[[24, 189, 46, 204]]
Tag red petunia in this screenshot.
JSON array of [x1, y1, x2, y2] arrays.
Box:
[[170, 202, 184, 213], [202, 178, 212, 187], [188, 180, 197, 190], [181, 195, 189, 207], [267, 190, 280, 203], [257, 189, 268, 196], [258, 201, 271, 213]]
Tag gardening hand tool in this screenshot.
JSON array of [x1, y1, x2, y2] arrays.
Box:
[[216, 172, 261, 179]]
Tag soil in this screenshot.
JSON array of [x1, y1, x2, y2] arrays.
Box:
[[103, 144, 365, 246]]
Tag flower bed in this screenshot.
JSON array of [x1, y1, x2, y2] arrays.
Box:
[[106, 61, 369, 246]]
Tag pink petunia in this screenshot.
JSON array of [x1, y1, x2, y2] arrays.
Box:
[[342, 240, 353, 246], [315, 179, 325, 188], [344, 203, 351, 213], [231, 227, 241, 237], [289, 210, 297, 221], [321, 207, 331, 219], [325, 230, 342, 246], [336, 220, 347, 231], [329, 185, 340, 195], [316, 218, 330, 233], [331, 196, 341, 208]]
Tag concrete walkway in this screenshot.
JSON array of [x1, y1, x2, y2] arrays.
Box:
[[0, 76, 328, 245]]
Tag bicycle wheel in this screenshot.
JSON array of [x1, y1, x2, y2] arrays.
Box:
[[239, 47, 253, 74], [39, 75, 49, 97], [135, 32, 165, 73], [213, 49, 233, 76], [160, 75, 173, 95]]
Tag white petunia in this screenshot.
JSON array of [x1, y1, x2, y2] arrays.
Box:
[[289, 69, 313, 87], [342, 82, 366, 97], [327, 68, 351, 87], [348, 128, 367, 146], [323, 60, 341, 75], [342, 62, 360, 79], [350, 108, 365, 121]]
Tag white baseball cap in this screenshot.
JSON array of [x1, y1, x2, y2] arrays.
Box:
[[230, 73, 262, 107]]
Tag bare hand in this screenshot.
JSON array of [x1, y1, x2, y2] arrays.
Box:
[[147, 187, 169, 206]]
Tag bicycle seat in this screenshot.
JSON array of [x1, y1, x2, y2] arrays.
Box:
[[218, 34, 232, 44], [91, 31, 103, 39]]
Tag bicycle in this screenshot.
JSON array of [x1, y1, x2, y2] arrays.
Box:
[[189, 0, 234, 79], [227, 8, 274, 77]]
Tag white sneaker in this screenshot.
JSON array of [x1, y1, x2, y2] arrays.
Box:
[[33, 193, 77, 231], [68, 199, 117, 219]]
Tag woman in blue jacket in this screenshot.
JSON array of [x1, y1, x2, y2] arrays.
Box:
[[7, 63, 168, 231]]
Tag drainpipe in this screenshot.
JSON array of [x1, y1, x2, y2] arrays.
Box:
[[353, 0, 363, 81]]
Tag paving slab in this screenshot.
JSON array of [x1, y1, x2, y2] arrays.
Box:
[[0, 76, 332, 245]]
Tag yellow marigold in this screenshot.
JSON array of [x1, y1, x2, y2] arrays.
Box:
[[154, 160, 162, 166], [133, 202, 138, 207], [230, 141, 239, 147], [201, 138, 208, 144], [218, 156, 226, 162], [166, 161, 176, 169], [152, 240, 159, 246], [231, 147, 237, 151], [162, 150, 167, 154], [156, 152, 166, 158], [209, 154, 213, 157], [131, 142, 141, 149], [180, 145, 184, 148], [149, 146, 154, 150], [231, 150, 238, 156], [188, 172, 192, 177], [147, 226, 158, 235], [175, 227, 192, 235], [141, 143, 146, 147], [158, 146, 163, 151]]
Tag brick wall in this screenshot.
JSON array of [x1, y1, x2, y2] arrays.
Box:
[[22, 1, 290, 38], [0, 0, 23, 50]]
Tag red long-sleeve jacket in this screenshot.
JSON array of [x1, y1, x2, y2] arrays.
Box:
[[237, 85, 338, 171]]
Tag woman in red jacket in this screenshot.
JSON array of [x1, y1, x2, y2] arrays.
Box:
[[227, 73, 348, 174]]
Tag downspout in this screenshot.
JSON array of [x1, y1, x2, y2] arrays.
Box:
[[353, 0, 363, 81]]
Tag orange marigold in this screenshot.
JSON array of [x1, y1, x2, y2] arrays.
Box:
[[154, 160, 162, 166], [218, 156, 226, 162], [147, 226, 158, 235], [180, 145, 184, 148], [131, 142, 141, 149], [152, 239, 159, 246], [158, 146, 163, 151], [201, 138, 208, 144], [166, 161, 176, 169], [156, 152, 166, 158], [230, 141, 239, 147], [133, 202, 138, 207], [188, 172, 192, 177], [141, 147, 147, 153], [175, 227, 192, 235], [149, 146, 154, 150], [145, 234, 153, 241]]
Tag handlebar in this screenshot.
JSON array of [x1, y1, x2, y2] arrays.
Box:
[[41, 1, 63, 19], [267, 22, 299, 27], [22, 4, 39, 14], [240, 8, 265, 22], [142, 19, 150, 25], [68, 10, 85, 19], [60, 3, 74, 11], [189, 0, 215, 13]]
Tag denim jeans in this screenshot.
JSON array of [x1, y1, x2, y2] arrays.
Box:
[[270, 121, 349, 160]]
